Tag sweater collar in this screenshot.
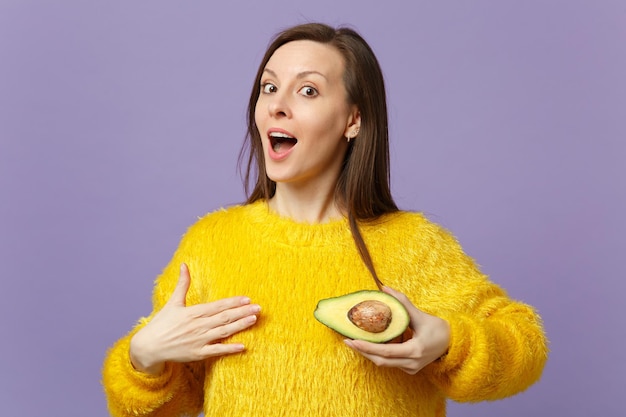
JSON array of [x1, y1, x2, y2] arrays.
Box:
[[243, 200, 354, 247]]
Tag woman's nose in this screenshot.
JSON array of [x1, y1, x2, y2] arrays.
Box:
[[268, 92, 291, 119]]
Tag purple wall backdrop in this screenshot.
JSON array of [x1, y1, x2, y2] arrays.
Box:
[[1, 1, 624, 416]]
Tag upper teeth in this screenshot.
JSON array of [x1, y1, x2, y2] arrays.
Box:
[[270, 132, 294, 139]]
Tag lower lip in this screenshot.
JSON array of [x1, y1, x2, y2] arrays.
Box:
[[267, 140, 296, 161]]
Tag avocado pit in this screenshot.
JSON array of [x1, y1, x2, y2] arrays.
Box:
[[347, 300, 392, 333]]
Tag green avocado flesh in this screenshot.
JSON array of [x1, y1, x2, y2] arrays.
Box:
[[314, 290, 410, 343]]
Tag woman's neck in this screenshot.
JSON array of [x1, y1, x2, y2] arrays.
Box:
[[268, 183, 344, 223]]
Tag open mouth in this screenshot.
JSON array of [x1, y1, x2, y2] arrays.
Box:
[[269, 131, 298, 153]]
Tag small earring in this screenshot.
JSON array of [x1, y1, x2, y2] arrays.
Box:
[[347, 129, 358, 143]]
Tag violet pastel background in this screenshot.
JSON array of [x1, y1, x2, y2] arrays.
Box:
[[1, 1, 624, 416]]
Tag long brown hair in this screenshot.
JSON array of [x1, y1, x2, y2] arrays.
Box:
[[239, 23, 398, 289]]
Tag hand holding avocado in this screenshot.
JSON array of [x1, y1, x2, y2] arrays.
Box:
[[129, 263, 261, 375], [338, 287, 450, 375]]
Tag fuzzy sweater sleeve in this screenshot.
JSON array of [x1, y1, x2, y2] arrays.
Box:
[[102, 224, 207, 417], [423, 287, 547, 402], [411, 225, 548, 402], [102, 322, 205, 417]]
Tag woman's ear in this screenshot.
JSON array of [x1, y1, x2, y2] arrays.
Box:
[[344, 108, 361, 139]]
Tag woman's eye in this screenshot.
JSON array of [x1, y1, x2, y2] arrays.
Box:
[[261, 83, 277, 94], [299, 86, 318, 97]]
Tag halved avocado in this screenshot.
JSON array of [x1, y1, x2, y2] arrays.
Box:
[[314, 290, 410, 343]]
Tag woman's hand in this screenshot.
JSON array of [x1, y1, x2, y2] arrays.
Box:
[[129, 263, 260, 375], [343, 286, 450, 375]]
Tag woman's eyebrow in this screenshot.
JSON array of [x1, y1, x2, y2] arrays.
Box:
[[296, 70, 328, 81], [263, 68, 328, 81]]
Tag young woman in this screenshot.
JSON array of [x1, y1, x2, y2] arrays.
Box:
[[103, 23, 547, 417]]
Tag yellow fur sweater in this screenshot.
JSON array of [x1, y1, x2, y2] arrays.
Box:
[[102, 201, 547, 417]]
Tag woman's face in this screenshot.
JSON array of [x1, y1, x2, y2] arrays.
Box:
[[255, 40, 360, 190]]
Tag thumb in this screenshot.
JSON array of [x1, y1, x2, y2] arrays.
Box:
[[167, 263, 191, 307], [382, 286, 423, 325]]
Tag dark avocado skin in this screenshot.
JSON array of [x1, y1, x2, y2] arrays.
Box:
[[314, 290, 410, 343]]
